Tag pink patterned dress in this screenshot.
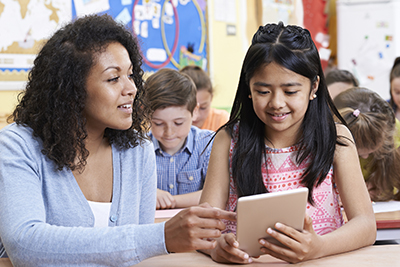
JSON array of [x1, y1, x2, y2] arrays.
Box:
[[223, 123, 344, 235]]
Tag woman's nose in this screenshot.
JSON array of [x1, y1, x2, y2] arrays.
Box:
[[122, 77, 137, 97]]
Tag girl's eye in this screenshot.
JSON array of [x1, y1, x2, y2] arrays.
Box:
[[175, 122, 183, 126], [285, 91, 297, 95], [128, 73, 135, 80], [153, 122, 162, 127], [257, 90, 269, 95], [108, 76, 119, 82]]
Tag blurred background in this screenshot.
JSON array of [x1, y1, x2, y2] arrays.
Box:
[[0, 0, 398, 123]]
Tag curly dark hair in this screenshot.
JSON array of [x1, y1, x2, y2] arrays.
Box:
[[9, 14, 151, 171]]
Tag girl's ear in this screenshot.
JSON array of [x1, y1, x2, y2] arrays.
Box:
[[310, 75, 320, 100], [192, 103, 200, 121]]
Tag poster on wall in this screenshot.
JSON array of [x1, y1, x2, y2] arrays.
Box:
[[0, 0, 208, 89], [0, 0, 72, 88], [132, 0, 207, 73]]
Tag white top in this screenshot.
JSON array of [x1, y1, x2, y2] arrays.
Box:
[[87, 200, 112, 228]]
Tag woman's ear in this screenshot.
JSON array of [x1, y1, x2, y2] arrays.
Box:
[[310, 75, 320, 100]]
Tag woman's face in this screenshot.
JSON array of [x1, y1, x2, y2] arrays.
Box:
[[192, 89, 212, 128], [391, 77, 400, 108], [84, 42, 137, 135]]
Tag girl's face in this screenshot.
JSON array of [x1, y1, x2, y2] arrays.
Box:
[[391, 77, 400, 108], [84, 42, 137, 135], [192, 89, 212, 128], [249, 62, 318, 148], [357, 147, 379, 159]]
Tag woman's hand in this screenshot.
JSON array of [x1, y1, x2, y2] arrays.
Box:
[[259, 214, 324, 263], [209, 233, 253, 264], [156, 189, 176, 209], [164, 203, 236, 253]]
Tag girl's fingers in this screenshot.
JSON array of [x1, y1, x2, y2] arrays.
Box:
[[217, 235, 252, 263], [303, 214, 314, 233]]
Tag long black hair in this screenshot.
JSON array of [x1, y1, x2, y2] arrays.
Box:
[[220, 22, 347, 204], [10, 14, 151, 171]]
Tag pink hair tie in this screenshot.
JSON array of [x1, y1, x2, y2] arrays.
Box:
[[353, 109, 360, 117]]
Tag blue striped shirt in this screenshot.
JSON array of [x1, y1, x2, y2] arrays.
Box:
[[149, 126, 214, 195]]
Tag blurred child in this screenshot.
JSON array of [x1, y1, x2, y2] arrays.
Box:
[[200, 22, 376, 264], [334, 87, 400, 201], [389, 57, 400, 121], [180, 66, 229, 131], [325, 69, 359, 100], [145, 68, 214, 209]]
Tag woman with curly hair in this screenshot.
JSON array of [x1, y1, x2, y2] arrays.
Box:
[[0, 14, 234, 266]]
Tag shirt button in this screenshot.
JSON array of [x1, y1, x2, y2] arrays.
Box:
[[110, 215, 118, 222], [170, 158, 174, 163], [189, 176, 194, 181], [169, 184, 174, 189]]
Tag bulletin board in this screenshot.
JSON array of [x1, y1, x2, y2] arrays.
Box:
[[0, 0, 208, 88], [132, 0, 208, 72]]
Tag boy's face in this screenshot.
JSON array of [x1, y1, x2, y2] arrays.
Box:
[[151, 105, 196, 155]]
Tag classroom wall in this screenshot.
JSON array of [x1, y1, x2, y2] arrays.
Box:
[[0, 0, 257, 116], [208, 0, 257, 111], [0, 90, 20, 116]]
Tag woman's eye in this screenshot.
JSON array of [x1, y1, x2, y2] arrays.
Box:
[[108, 76, 119, 82], [128, 73, 135, 80], [153, 123, 162, 126]]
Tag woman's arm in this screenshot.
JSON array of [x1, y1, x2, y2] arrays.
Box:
[[0, 127, 167, 266]]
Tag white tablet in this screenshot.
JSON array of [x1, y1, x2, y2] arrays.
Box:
[[236, 187, 309, 257]]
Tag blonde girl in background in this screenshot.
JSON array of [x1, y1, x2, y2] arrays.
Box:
[[334, 87, 400, 201], [180, 65, 229, 131], [200, 22, 376, 264]]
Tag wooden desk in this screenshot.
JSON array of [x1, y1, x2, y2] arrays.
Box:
[[135, 245, 400, 267], [1, 245, 399, 267], [0, 258, 12, 267]]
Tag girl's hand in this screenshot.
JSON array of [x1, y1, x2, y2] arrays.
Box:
[[209, 233, 253, 264], [156, 189, 176, 209], [259, 214, 323, 263]]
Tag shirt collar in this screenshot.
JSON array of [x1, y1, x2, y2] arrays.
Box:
[[150, 127, 194, 155]]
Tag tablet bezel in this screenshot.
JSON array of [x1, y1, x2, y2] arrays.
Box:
[[236, 187, 309, 257]]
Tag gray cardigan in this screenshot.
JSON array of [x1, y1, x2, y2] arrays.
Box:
[[0, 123, 168, 266]]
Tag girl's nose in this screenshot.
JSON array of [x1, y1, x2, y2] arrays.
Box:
[[269, 92, 284, 109]]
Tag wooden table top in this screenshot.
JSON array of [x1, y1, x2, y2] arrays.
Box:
[[1, 245, 399, 267], [135, 245, 400, 267]]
